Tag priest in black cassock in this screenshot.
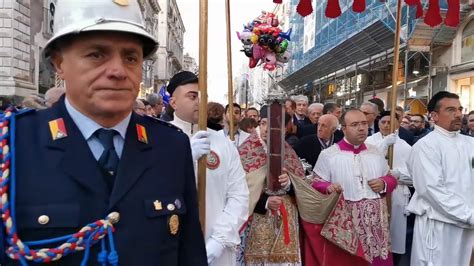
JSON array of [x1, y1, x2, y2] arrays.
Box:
[[294, 114, 343, 168]]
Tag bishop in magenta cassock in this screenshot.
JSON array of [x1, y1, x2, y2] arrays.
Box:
[[309, 109, 397, 266]]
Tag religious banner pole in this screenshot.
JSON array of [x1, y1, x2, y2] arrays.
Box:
[[225, 0, 235, 141], [198, 0, 208, 233], [388, 0, 403, 169], [385, 0, 403, 217]]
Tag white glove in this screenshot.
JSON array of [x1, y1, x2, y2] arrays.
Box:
[[382, 133, 397, 148], [206, 238, 225, 265], [191, 131, 210, 161]]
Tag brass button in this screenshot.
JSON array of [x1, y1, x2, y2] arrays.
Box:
[[38, 215, 50, 225], [167, 203, 176, 211], [107, 212, 120, 224]]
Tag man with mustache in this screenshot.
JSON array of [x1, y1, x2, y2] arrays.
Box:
[[407, 91, 474, 266]]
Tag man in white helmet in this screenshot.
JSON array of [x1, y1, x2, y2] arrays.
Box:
[[0, 0, 207, 265]]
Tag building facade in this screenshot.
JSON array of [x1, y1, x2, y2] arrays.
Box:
[[138, 0, 161, 97], [155, 0, 185, 90], [0, 0, 54, 103], [279, 0, 473, 114], [431, 11, 474, 112]]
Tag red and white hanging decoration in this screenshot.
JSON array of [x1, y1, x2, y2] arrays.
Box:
[[273, 0, 463, 27]]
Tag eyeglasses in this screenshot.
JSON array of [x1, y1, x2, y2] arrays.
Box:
[[410, 120, 423, 123]]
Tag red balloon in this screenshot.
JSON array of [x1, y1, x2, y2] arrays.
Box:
[[249, 58, 258, 68]]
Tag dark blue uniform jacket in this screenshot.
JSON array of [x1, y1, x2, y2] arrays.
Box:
[[1, 99, 207, 265]]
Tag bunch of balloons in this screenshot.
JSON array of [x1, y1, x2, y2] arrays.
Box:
[[237, 11, 292, 71]]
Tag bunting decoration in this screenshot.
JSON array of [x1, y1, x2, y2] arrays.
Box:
[[275, 0, 462, 27]]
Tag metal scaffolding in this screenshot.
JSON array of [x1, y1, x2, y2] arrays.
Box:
[[280, 0, 457, 105], [287, 0, 417, 76]]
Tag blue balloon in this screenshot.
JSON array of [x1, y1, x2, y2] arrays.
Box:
[[278, 28, 292, 41]]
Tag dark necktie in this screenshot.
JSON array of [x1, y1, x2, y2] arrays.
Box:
[[95, 128, 119, 189]]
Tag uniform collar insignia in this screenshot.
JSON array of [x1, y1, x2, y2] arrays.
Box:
[[136, 124, 148, 144], [49, 118, 68, 140]]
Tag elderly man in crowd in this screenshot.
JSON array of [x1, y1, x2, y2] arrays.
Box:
[[133, 99, 146, 116], [298, 103, 324, 138], [292, 95, 312, 127], [360, 102, 379, 136], [295, 114, 341, 168], [308, 103, 324, 125], [146, 93, 164, 118]]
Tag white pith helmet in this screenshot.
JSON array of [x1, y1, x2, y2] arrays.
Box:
[[44, 0, 158, 59]]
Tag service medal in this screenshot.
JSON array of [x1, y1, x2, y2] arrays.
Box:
[[169, 214, 179, 235]]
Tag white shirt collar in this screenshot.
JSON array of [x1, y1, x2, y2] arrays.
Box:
[[171, 115, 198, 138], [434, 124, 459, 138], [65, 98, 130, 140], [295, 113, 305, 120]]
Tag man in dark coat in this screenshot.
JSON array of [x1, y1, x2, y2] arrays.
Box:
[[294, 114, 342, 168], [0, 1, 206, 265]]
